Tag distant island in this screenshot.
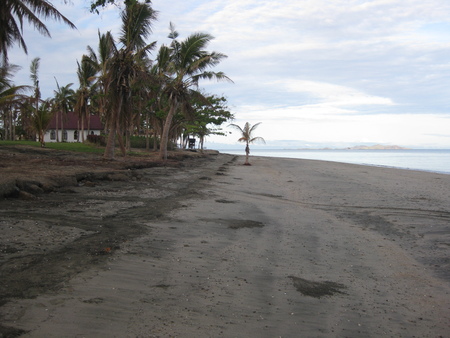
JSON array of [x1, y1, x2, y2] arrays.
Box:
[[294, 144, 409, 150], [346, 144, 408, 150]]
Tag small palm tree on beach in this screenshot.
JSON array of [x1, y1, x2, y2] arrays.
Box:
[[229, 122, 265, 165]]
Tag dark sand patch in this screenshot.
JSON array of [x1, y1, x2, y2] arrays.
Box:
[[201, 218, 266, 229], [288, 276, 347, 298], [215, 199, 236, 204], [227, 219, 265, 229]]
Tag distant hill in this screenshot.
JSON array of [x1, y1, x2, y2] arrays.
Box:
[[346, 144, 408, 150]]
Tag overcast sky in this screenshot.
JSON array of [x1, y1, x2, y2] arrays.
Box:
[[8, 0, 450, 148]]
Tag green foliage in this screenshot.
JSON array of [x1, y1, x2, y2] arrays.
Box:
[[128, 135, 158, 148], [87, 134, 106, 146], [0, 140, 38, 146], [187, 94, 234, 137]]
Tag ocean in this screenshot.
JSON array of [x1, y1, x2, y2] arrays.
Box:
[[220, 149, 450, 175]]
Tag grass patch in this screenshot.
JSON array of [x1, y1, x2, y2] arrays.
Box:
[[0, 140, 38, 147], [0, 140, 105, 154]]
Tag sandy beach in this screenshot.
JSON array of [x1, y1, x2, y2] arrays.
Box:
[[1, 152, 449, 337]]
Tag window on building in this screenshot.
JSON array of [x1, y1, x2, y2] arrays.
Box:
[[63, 130, 68, 141], [74, 130, 78, 141], [50, 130, 56, 140]]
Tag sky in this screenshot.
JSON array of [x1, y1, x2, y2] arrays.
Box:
[[8, 0, 450, 149]]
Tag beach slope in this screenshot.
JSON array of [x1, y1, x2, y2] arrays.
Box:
[[1, 154, 449, 337]]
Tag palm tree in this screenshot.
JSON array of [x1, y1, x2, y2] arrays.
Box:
[[32, 99, 52, 146], [0, 62, 29, 140], [0, 0, 76, 62], [229, 122, 265, 165], [157, 24, 231, 160], [75, 55, 97, 142], [86, 30, 115, 123], [103, 0, 157, 160], [29, 57, 41, 135], [53, 80, 75, 142]]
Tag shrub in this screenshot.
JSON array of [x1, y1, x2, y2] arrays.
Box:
[[130, 135, 160, 149], [87, 134, 106, 146]]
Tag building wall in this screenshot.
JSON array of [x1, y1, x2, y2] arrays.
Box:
[[43, 129, 101, 143]]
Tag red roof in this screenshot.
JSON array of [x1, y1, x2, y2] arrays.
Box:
[[48, 111, 103, 130]]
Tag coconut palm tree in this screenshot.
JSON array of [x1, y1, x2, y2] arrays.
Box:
[[53, 80, 75, 142], [86, 30, 115, 123], [158, 24, 231, 160], [229, 122, 265, 165], [0, 0, 76, 62], [29, 57, 41, 136], [103, 0, 157, 160], [32, 98, 52, 146], [75, 55, 97, 142], [0, 62, 29, 140]]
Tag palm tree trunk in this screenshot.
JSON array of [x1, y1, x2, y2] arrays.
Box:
[[200, 136, 204, 152], [56, 111, 59, 142], [86, 108, 91, 143], [12, 110, 15, 140], [61, 114, 65, 142], [104, 122, 116, 160], [245, 143, 250, 165], [117, 129, 127, 156], [7, 109, 11, 140], [159, 99, 178, 160], [153, 129, 158, 152], [104, 97, 122, 160], [81, 114, 85, 142], [145, 114, 150, 151]]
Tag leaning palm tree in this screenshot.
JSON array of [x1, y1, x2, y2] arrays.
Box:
[[158, 23, 231, 160], [229, 122, 265, 165], [0, 0, 76, 62]]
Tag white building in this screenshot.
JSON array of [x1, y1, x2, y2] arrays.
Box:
[[44, 111, 103, 143]]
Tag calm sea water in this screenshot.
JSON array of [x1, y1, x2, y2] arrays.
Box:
[[221, 149, 450, 175]]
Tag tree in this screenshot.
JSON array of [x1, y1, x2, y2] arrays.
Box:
[[158, 24, 231, 160], [32, 99, 52, 146], [86, 30, 115, 125], [0, 0, 76, 62], [29, 57, 41, 133], [103, 0, 157, 160], [229, 122, 265, 165], [0, 62, 29, 140], [53, 80, 75, 142], [185, 94, 233, 151], [75, 55, 97, 142]]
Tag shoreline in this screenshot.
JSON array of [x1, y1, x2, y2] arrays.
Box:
[[1, 153, 449, 336], [220, 149, 450, 175]]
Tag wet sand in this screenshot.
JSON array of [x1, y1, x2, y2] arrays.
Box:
[[1, 154, 449, 337]]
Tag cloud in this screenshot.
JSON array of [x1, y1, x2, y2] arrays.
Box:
[[6, 0, 450, 148], [274, 79, 395, 108]]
